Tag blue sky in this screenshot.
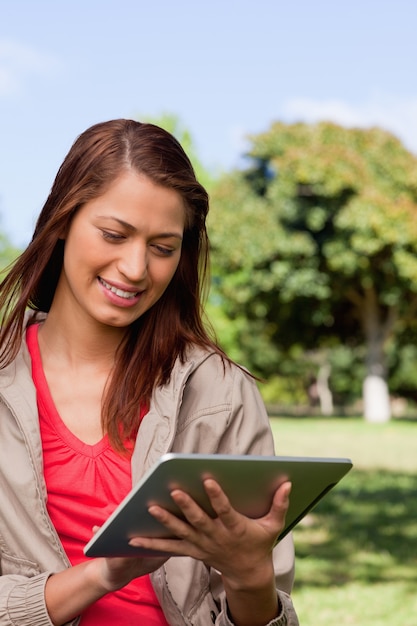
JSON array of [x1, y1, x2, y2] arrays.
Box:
[[1, 0, 417, 246]]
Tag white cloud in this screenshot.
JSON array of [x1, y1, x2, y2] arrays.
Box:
[[0, 39, 59, 97], [281, 95, 417, 155]]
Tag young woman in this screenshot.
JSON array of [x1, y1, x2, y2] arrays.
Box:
[[0, 119, 299, 626]]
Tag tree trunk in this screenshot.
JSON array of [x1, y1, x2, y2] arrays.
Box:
[[359, 286, 395, 423], [363, 374, 390, 423], [317, 363, 333, 416]]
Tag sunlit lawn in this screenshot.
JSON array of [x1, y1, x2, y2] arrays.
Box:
[[269, 416, 417, 626]]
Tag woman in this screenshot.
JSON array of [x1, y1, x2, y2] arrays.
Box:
[[0, 119, 299, 626]]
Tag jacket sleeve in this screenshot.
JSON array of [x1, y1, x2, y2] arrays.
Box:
[[0, 570, 81, 626], [217, 591, 299, 626], [212, 363, 300, 626], [0, 572, 50, 625], [156, 355, 300, 626]]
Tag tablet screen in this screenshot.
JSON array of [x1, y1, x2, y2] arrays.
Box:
[[84, 453, 352, 558]]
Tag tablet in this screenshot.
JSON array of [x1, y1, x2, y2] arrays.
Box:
[[84, 453, 352, 557]]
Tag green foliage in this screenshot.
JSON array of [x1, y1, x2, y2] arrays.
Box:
[[248, 122, 417, 310], [0, 230, 21, 273], [209, 121, 417, 403], [387, 341, 417, 402], [259, 374, 307, 405], [327, 344, 365, 403]]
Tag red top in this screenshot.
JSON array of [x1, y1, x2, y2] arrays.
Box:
[[26, 324, 169, 626]]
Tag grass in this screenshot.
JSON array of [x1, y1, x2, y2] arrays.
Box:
[[269, 416, 417, 626]]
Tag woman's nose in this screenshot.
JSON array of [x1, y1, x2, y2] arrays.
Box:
[[118, 244, 148, 282]]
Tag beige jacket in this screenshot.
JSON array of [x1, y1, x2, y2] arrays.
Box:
[[0, 335, 299, 626]]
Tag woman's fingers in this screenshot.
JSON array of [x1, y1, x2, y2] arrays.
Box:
[[147, 478, 291, 538], [128, 481, 238, 555], [149, 480, 236, 532], [148, 499, 199, 539], [128, 478, 293, 563], [268, 481, 292, 522], [201, 478, 242, 528]]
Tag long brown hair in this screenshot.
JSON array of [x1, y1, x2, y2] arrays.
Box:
[[0, 119, 226, 450]]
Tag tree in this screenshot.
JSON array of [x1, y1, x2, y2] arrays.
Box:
[[209, 121, 417, 422], [0, 230, 20, 273]]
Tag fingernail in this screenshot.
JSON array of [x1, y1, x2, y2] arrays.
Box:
[[129, 539, 143, 547]]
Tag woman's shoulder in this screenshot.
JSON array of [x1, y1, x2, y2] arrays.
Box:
[[181, 343, 257, 392]]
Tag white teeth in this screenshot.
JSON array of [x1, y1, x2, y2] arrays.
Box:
[[99, 278, 138, 299]]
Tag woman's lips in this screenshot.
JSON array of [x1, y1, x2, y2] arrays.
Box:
[[98, 277, 142, 300]]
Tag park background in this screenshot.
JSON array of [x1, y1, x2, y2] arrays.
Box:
[[1, 1, 416, 624]]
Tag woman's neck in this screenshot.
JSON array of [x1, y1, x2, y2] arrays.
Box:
[[37, 307, 126, 373]]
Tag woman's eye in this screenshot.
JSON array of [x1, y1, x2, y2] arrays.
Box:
[[152, 244, 175, 256], [101, 230, 125, 242]]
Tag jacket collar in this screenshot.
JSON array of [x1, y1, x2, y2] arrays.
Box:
[[0, 336, 45, 493]]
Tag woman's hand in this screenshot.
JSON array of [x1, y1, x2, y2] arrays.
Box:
[[128, 479, 292, 626], [95, 552, 169, 593], [86, 524, 168, 592], [45, 535, 168, 625], [129, 479, 291, 576]]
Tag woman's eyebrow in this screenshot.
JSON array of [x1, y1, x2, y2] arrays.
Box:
[[97, 215, 183, 239], [97, 215, 136, 231]]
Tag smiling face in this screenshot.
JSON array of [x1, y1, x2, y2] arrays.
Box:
[[52, 171, 185, 333]]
